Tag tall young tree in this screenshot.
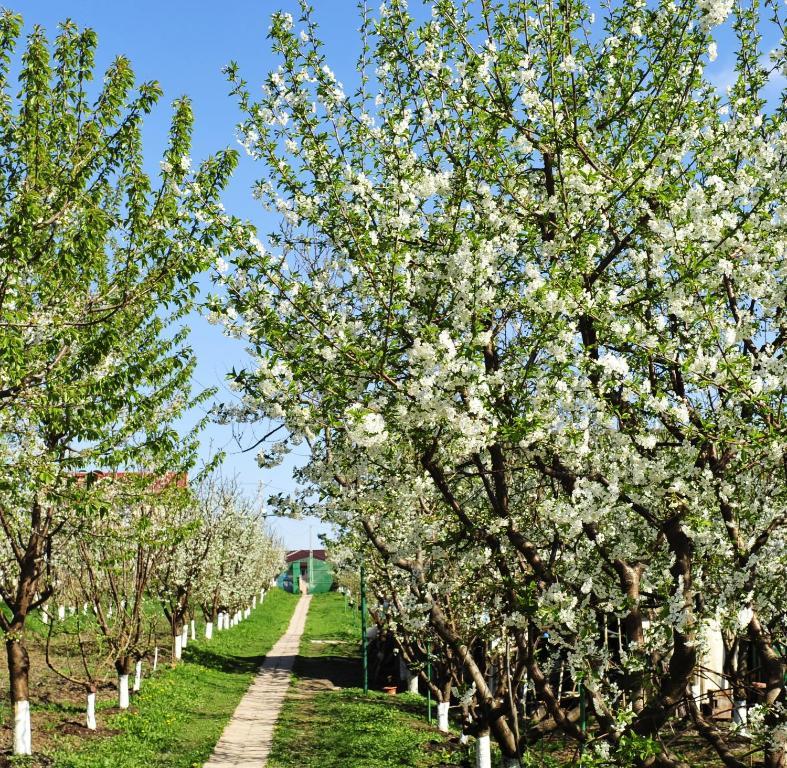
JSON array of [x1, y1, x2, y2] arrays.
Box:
[[0, 13, 235, 754]]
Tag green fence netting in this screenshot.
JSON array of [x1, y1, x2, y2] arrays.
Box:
[[276, 557, 334, 594]]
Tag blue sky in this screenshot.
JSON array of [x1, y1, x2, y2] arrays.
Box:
[[6, 2, 783, 547], [4, 0, 366, 548]]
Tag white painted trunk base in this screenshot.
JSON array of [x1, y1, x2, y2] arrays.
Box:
[[153, 646, 159, 671], [475, 733, 491, 768], [181, 625, 189, 649], [437, 701, 450, 732], [460, 732, 469, 745], [118, 674, 130, 709], [190, 619, 196, 641], [58, 605, 66, 621], [733, 700, 748, 726], [13, 700, 32, 755], [252, 596, 257, 609], [174, 634, 183, 661], [408, 675, 419, 694], [133, 660, 142, 692], [205, 621, 214, 640], [86, 692, 97, 730]]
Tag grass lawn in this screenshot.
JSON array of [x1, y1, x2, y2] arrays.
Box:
[[267, 592, 471, 768], [16, 589, 299, 768], [268, 688, 469, 768], [299, 591, 361, 659]]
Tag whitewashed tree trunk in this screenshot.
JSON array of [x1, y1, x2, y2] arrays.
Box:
[[133, 660, 142, 692], [475, 732, 491, 768], [181, 624, 189, 649], [252, 596, 257, 609], [205, 621, 214, 640], [190, 619, 196, 641], [174, 634, 182, 661], [734, 700, 748, 726], [153, 646, 159, 672], [86, 692, 97, 730], [557, 662, 565, 703], [13, 700, 31, 755], [460, 732, 469, 745], [437, 701, 450, 732], [57, 605, 65, 621], [407, 674, 419, 694], [41, 609, 48, 625], [118, 674, 130, 709]]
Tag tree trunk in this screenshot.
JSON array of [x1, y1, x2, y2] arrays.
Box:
[[86, 684, 97, 731], [7, 637, 32, 755], [437, 701, 450, 732], [133, 660, 143, 692], [475, 729, 492, 768], [116, 656, 132, 709], [174, 629, 182, 661]]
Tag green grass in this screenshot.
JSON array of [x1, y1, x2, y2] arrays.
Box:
[[41, 589, 299, 768], [268, 688, 468, 768], [267, 592, 469, 768], [299, 591, 360, 659]]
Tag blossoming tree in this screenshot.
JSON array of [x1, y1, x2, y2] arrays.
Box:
[[218, 0, 787, 765]]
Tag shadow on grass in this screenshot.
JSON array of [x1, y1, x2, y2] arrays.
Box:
[[293, 653, 361, 689], [184, 646, 267, 675]]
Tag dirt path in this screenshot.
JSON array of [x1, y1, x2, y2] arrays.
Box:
[[202, 594, 312, 768]]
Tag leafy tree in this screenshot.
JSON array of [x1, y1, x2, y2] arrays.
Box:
[[0, 13, 236, 754]]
